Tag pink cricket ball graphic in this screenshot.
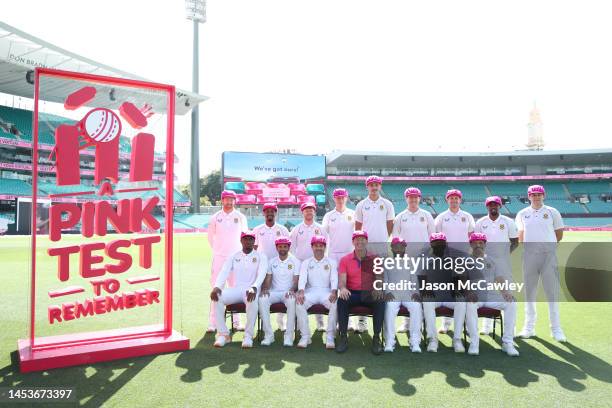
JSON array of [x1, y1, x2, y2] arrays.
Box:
[[79, 108, 122, 144]]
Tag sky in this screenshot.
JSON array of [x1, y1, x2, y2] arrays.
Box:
[[3, 1, 612, 183]]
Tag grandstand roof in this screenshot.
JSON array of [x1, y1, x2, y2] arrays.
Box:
[[0, 22, 207, 115], [327, 148, 612, 168]]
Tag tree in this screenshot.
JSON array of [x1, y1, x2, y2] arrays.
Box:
[[200, 170, 222, 205]]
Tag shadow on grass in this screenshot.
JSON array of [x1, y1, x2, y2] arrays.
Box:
[[175, 330, 612, 396], [0, 351, 154, 407]]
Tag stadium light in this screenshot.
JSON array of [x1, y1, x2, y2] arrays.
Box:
[[186, 0, 206, 213]]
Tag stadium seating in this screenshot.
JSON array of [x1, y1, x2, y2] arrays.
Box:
[[487, 183, 530, 197], [585, 200, 612, 214], [566, 181, 611, 195], [224, 181, 245, 193], [545, 199, 587, 214], [297, 195, 315, 205], [236, 194, 257, 205], [306, 183, 325, 194], [0, 178, 32, 196], [288, 183, 306, 195]]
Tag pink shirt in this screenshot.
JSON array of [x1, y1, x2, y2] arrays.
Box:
[[338, 251, 377, 291]]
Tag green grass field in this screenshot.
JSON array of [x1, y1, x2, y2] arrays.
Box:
[[1, 232, 611, 407]]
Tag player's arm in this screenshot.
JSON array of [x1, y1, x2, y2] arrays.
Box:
[[552, 209, 564, 242], [354, 202, 363, 231], [386, 201, 395, 236], [207, 215, 216, 247], [252, 254, 268, 291], [211, 256, 232, 300], [509, 238, 519, 252], [391, 214, 401, 237], [466, 214, 475, 240], [515, 212, 524, 243]]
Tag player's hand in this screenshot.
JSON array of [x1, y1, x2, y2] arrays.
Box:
[[285, 290, 295, 299], [386, 292, 395, 301], [260, 287, 270, 297], [210, 287, 222, 302], [329, 290, 338, 303], [338, 287, 351, 300], [412, 293, 422, 302], [372, 290, 384, 302], [246, 287, 257, 302], [502, 292, 515, 302], [466, 292, 478, 303], [296, 290, 305, 305]]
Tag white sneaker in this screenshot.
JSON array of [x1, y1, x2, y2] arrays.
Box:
[[283, 337, 294, 347], [213, 334, 230, 348], [297, 337, 311, 349], [552, 328, 567, 342], [356, 319, 368, 334], [325, 338, 335, 350], [411, 344, 422, 353], [261, 335, 274, 346], [502, 342, 520, 356], [453, 339, 465, 353], [384, 344, 394, 353], [517, 327, 536, 339], [438, 318, 452, 334], [241, 337, 253, 348], [427, 338, 438, 353], [468, 343, 479, 356]]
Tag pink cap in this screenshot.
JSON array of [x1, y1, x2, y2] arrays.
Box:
[[445, 189, 462, 200], [300, 202, 316, 212], [528, 185, 546, 195], [391, 237, 407, 246], [485, 196, 502, 206], [262, 202, 278, 212], [310, 235, 327, 246], [469, 232, 487, 243], [352, 230, 369, 241], [365, 175, 383, 186], [404, 187, 422, 197], [221, 190, 237, 200], [333, 188, 348, 198], [241, 230, 256, 239], [275, 237, 291, 246], [429, 232, 447, 242]]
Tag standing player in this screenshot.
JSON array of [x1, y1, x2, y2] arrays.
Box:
[[515, 185, 566, 342], [291, 202, 327, 331], [259, 237, 300, 347], [206, 190, 248, 332], [475, 196, 519, 334], [434, 188, 475, 334], [253, 202, 290, 330], [322, 188, 358, 330], [392, 186, 434, 333], [210, 231, 268, 348], [465, 233, 520, 356], [295, 236, 338, 349], [354, 175, 395, 332]]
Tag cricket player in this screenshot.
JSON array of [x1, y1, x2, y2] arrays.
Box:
[[392, 186, 434, 333], [464, 233, 520, 356], [420, 232, 468, 353], [383, 237, 423, 353], [336, 231, 386, 355], [290, 202, 328, 331], [295, 236, 338, 349], [354, 175, 395, 332], [434, 188, 475, 334], [210, 231, 268, 348], [515, 185, 566, 342], [259, 237, 300, 347], [206, 190, 248, 332], [253, 202, 290, 330], [322, 188, 358, 330], [475, 196, 519, 334]]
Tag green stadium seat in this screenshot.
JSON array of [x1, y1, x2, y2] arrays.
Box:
[[0, 178, 32, 196], [306, 183, 325, 194], [224, 181, 246, 194]]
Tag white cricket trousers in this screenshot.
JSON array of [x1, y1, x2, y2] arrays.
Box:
[[523, 249, 562, 330], [259, 291, 296, 340], [296, 288, 337, 342], [466, 301, 516, 346], [384, 301, 423, 348], [215, 286, 258, 339], [423, 301, 466, 340]]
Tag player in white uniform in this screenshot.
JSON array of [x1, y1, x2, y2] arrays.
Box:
[[253, 202, 290, 331], [354, 175, 395, 332], [464, 233, 520, 356], [259, 237, 300, 347], [210, 231, 268, 348], [383, 237, 423, 353], [434, 188, 475, 334], [296, 235, 338, 349], [420, 232, 467, 353], [206, 190, 248, 332], [515, 185, 566, 342], [474, 196, 519, 334], [322, 188, 358, 330], [392, 187, 435, 333], [290, 202, 328, 331]]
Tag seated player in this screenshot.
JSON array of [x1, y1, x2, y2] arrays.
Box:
[[210, 231, 268, 348], [383, 237, 423, 353], [336, 231, 386, 355], [259, 237, 300, 347], [420, 232, 467, 353], [465, 233, 520, 356], [295, 236, 338, 349]]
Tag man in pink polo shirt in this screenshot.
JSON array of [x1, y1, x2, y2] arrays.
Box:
[[336, 231, 386, 355]]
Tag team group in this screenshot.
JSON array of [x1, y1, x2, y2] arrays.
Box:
[[206, 176, 566, 356]]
